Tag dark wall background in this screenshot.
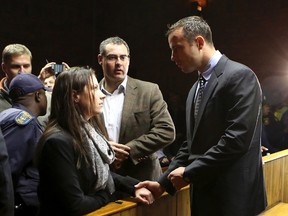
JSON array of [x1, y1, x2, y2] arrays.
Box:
[[1, 0, 288, 106]]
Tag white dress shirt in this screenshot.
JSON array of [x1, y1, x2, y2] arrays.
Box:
[[101, 77, 127, 142]]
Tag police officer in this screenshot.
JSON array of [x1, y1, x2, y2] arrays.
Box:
[[0, 72, 47, 216]]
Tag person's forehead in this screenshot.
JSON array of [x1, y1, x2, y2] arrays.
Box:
[[168, 34, 188, 50], [169, 28, 185, 41], [90, 74, 98, 84], [105, 43, 128, 54], [9, 54, 32, 63]]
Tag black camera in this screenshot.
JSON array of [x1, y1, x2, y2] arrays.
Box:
[[51, 63, 64, 74]]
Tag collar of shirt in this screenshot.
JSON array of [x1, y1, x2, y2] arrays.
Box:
[[12, 103, 36, 117], [101, 76, 128, 96], [0, 77, 9, 94], [198, 50, 222, 81]]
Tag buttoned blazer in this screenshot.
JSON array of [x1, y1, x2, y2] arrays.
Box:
[[99, 76, 175, 181], [159, 55, 267, 216]]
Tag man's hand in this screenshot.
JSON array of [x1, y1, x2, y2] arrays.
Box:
[[38, 62, 70, 82], [134, 187, 154, 205], [38, 62, 56, 82], [61, 62, 70, 70], [261, 146, 268, 152], [109, 141, 130, 162], [168, 167, 189, 190], [134, 181, 165, 199]]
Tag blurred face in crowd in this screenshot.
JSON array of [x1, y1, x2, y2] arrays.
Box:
[[44, 76, 56, 91], [262, 103, 271, 117], [75, 74, 106, 120], [98, 43, 130, 84], [2, 54, 32, 85]]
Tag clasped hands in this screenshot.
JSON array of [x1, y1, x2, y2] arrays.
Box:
[[134, 167, 189, 203]]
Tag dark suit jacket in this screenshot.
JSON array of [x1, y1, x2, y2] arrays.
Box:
[[0, 129, 14, 216], [100, 76, 175, 181], [159, 55, 267, 216]]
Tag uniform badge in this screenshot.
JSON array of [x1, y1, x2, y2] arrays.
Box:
[[14, 111, 33, 126]]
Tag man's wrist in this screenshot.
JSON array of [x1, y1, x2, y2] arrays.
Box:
[[183, 176, 190, 183]]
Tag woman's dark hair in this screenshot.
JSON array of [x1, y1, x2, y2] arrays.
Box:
[[36, 67, 107, 167]]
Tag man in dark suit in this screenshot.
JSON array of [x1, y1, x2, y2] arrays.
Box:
[[136, 16, 267, 215], [97, 36, 175, 181]]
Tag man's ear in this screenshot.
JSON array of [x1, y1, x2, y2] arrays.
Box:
[[97, 54, 103, 65], [35, 91, 41, 102], [195, 36, 205, 50], [1, 62, 7, 74]]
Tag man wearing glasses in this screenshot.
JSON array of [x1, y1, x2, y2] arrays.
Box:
[[97, 36, 175, 181]]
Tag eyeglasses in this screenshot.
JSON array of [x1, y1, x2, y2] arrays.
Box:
[[104, 54, 130, 62]]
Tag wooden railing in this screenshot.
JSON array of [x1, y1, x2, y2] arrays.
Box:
[[86, 185, 190, 216], [262, 149, 288, 208], [87, 149, 288, 216]]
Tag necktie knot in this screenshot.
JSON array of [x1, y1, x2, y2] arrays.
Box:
[[199, 75, 206, 86]]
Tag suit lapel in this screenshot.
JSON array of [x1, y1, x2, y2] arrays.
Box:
[[186, 83, 197, 143], [192, 55, 228, 138], [119, 77, 137, 140]]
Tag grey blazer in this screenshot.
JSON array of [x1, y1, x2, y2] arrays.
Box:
[[100, 76, 175, 181]]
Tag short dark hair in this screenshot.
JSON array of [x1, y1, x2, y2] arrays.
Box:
[[166, 16, 214, 45], [2, 44, 32, 63], [99, 36, 130, 56]]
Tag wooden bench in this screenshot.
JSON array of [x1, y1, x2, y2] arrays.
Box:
[[259, 149, 288, 215], [87, 149, 288, 216], [86, 185, 190, 216], [259, 202, 288, 216]]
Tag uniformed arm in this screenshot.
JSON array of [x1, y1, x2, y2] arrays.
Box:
[[5, 122, 38, 183]]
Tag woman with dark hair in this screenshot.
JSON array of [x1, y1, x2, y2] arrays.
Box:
[[35, 67, 153, 216]]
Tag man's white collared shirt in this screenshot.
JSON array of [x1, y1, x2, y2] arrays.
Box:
[[101, 78, 127, 142]]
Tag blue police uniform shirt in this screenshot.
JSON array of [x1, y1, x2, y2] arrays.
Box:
[[0, 103, 43, 207]]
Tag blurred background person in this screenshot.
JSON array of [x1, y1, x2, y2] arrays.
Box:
[[1, 44, 32, 112]]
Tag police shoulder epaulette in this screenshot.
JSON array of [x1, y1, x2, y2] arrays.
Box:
[[14, 111, 34, 126]]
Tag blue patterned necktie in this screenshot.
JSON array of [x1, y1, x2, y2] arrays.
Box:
[[194, 75, 206, 117]]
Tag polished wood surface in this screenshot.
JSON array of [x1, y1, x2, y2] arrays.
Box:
[[262, 149, 288, 208], [86, 186, 190, 216], [259, 202, 288, 216], [86, 150, 288, 216]]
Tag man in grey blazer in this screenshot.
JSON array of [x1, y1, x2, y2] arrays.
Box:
[[136, 16, 267, 215], [97, 36, 175, 181]]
